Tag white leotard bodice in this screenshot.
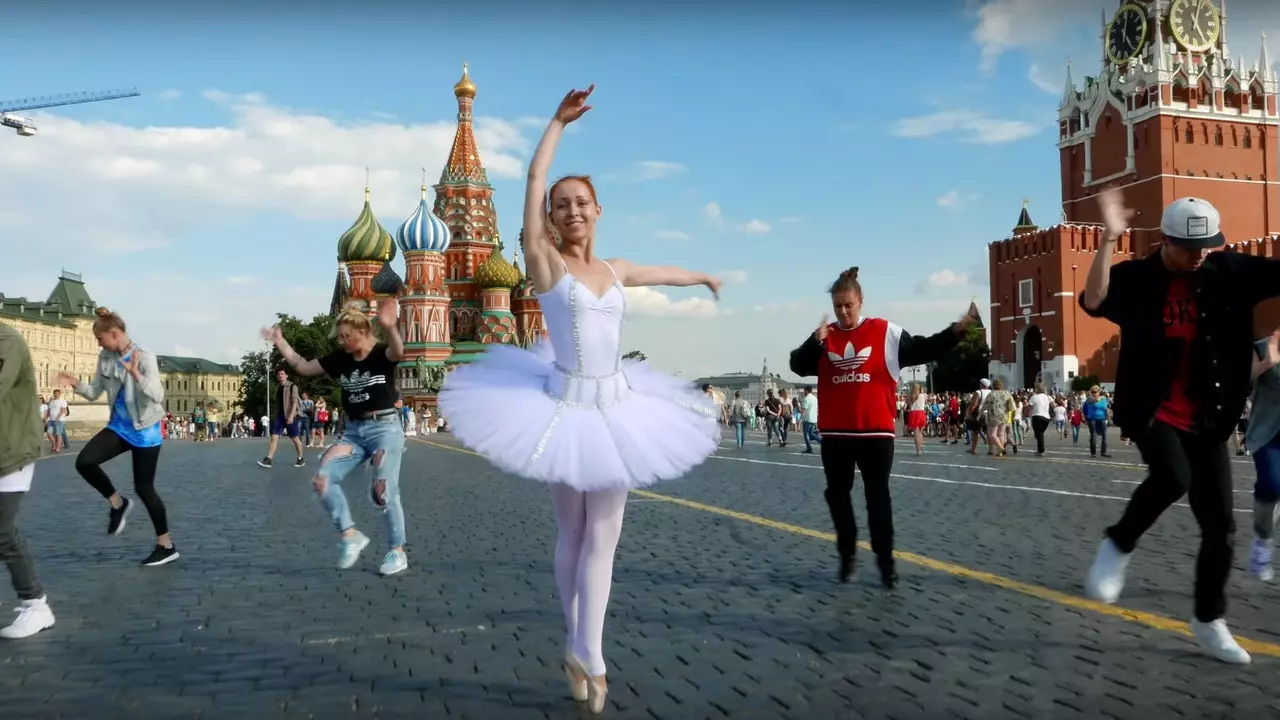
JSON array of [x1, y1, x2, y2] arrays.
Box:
[[535, 261, 629, 408]]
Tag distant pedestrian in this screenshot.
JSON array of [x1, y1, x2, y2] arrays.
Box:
[[55, 307, 177, 567], [1080, 188, 1280, 664], [257, 369, 305, 468], [0, 323, 57, 638], [790, 266, 979, 588], [1246, 331, 1280, 582]]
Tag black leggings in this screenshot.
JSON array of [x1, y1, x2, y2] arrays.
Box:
[[820, 436, 895, 563], [75, 429, 167, 536]]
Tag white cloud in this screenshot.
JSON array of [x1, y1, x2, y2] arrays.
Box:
[[739, 219, 771, 235], [0, 89, 540, 365], [936, 190, 980, 210], [1027, 62, 1060, 94], [173, 345, 196, 357], [631, 160, 688, 182], [624, 286, 719, 318], [915, 268, 971, 294], [891, 109, 1040, 145], [226, 276, 255, 285], [703, 201, 724, 227], [719, 269, 748, 284], [970, 0, 1089, 73], [654, 229, 691, 241]]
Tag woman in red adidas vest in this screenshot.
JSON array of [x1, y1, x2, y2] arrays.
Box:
[[790, 267, 980, 588]]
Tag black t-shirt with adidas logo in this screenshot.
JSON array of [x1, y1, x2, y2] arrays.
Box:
[[319, 343, 398, 417]]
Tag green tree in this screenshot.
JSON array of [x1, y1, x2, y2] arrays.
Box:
[[928, 326, 991, 392], [239, 312, 342, 419], [622, 350, 646, 361], [1071, 374, 1102, 392]]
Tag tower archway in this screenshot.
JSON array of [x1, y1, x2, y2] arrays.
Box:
[[1021, 325, 1043, 390]]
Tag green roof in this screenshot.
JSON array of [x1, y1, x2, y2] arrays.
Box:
[[44, 271, 97, 317], [155, 355, 238, 375], [0, 271, 97, 328]]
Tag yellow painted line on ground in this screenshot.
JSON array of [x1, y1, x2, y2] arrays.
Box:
[[411, 437, 1280, 658]]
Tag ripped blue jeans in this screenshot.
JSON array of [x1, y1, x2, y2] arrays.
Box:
[[315, 415, 406, 549]]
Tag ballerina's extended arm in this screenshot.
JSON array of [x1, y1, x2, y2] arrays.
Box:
[[522, 85, 595, 294], [605, 259, 722, 300]]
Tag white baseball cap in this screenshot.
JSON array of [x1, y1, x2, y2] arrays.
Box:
[[1160, 197, 1225, 249]]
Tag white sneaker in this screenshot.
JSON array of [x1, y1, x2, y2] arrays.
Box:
[[1191, 618, 1251, 665], [1084, 537, 1131, 603], [0, 597, 55, 639], [336, 531, 370, 570], [379, 549, 408, 576]]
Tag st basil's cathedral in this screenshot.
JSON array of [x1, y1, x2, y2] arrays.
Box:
[[327, 64, 546, 409]]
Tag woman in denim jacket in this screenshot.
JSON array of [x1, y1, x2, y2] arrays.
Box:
[[1247, 331, 1280, 580], [55, 307, 175, 567]]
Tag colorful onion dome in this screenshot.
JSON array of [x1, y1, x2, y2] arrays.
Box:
[[397, 186, 451, 253], [474, 249, 520, 290], [337, 188, 395, 264], [371, 260, 403, 296], [454, 62, 476, 99]]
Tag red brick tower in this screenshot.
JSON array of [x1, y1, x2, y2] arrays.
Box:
[[989, 0, 1278, 389]]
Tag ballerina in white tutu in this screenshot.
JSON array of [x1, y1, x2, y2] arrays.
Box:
[[438, 84, 721, 713]]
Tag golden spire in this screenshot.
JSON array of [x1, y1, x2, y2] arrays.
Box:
[[420, 167, 427, 197], [454, 62, 477, 99], [365, 167, 371, 202]]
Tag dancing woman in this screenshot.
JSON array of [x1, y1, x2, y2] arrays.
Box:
[[264, 301, 409, 576], [55, 308, 176, 566], [438, 85, 721, 714], [790, 268, 979, 587]]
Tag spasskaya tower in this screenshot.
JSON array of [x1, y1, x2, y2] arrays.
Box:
[[988, 0, 1278, 390]]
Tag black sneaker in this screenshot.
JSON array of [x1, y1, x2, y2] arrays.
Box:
[[838, 554, 855, 583], [294, 457, 306, 468], [141, 545, 179, 567], [878, 557, 899, 589], [108, 497, 132, 535], [370, 478, 387, 508], [257, 457, 273, 468]]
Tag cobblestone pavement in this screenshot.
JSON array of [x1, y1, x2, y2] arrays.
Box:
[[2, 428, 1278, 719]]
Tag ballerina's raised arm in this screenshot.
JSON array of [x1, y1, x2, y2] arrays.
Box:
[[522, 85, 594, 295]]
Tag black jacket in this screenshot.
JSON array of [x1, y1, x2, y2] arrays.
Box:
[[1080, 250, 1280, 443]]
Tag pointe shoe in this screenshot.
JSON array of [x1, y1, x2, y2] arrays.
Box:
[[568, 654, 608, 714], [564, 649, 588, 702]]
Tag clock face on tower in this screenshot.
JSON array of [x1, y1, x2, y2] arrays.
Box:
[[1106, 3, 1149, 65], [1169, 0, 1221, 52]]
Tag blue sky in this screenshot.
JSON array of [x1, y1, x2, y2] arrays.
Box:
[[1, 1, 1276, 379]]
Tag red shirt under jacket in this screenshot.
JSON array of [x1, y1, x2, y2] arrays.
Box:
[[789, 317, 962, 438]]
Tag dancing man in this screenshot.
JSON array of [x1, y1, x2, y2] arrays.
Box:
[[438, 84, 721, 715], [1081, 188, 1280, 664], [0, 323, 56, 638], [790, 267, 980, 588], [56, 307, 177, 567], [257, 368, 305, 468], [264, 300, 409, 576]]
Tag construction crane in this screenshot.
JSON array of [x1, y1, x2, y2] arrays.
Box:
[[0, 87, 140, 137]]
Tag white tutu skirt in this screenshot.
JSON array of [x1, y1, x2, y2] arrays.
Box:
[[438, 342, 720, 491]]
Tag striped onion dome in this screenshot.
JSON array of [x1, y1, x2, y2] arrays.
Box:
[[474, 249, 520, 290], [337, 188, 395, 264], [397, 186, 451, 253]]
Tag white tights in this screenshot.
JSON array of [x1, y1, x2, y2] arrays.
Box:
[[550, 483, 629, 677]]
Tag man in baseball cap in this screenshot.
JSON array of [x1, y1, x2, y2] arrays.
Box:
[[1078, 188, 1280, 665]]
